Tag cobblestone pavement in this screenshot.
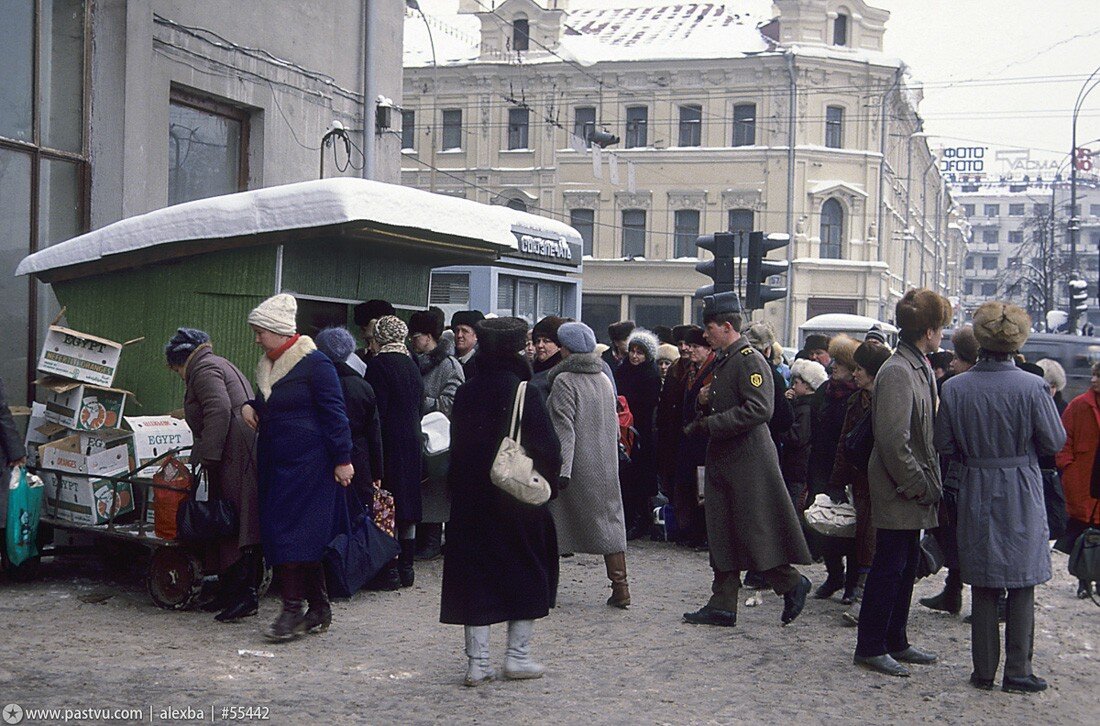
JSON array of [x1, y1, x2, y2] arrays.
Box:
[[0, 540, 1094, 724]]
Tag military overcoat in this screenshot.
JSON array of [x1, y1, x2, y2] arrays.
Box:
[[701, 337, 811, 572]]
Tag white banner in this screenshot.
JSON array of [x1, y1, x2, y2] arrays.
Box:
[[609, 154, 620, 185], [592, 145, 603, 179]]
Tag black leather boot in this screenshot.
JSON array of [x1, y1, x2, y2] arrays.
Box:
[[364, 562, 401, 591], [302, 563, 332, 633], [398, 539, 416, 588], [920, 568, 963, 614], [264, 564, 307, 642], [216, 551, 259, 623]]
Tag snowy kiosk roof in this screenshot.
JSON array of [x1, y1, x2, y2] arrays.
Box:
[[17, 178, 581, 282]]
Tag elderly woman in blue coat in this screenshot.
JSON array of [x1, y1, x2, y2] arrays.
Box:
[[240, 294, 354, 642], [935, 302, 1066, 694]]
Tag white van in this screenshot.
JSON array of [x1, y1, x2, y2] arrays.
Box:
[[797, 314, 898, 348]]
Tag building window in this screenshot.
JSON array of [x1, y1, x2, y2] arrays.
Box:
[[168, 89, 249, 206], [512, 18, 529, 52], [574, 106, 596, 147], [625, 106, 648, 148], [629, 296, 683, 330], [0, 0, 89, 404], [820, 198, 843, 258], [622, 209, 646, 258], [962, 203, 975, 217], [981, 282, 997, 296], [507, 107, 529, 150], [1034, 203, 1049, 216], [965, 256, 974, 270], [400, 110, 415, 150], [1008, 230, 1023, 244], [981, 256, 997, 270], [964, 280, 973, 295], [570, 208, 595, 256], [504, 197, 527, 212], [1008, 203, 1025, 216], [441, 109, 462, 151], [678, 104, 702, 147], [728, 208, 754, 234], [1065, 203, 1081, 216], [732, 103, 756, 147], [673, 209, 700, 258], [984, 204, 999, 217], [825, 106, 844, 148], [429, 273, 471, 306], [1090, 204, 1100, 217], [833, 13, 849, 46], [582, 294, 622, 344], [982, 229, 998, 245]]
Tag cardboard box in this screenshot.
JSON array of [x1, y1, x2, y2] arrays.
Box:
[[23, 402, 68, 468], [124, 416, 193, 477], [37, 376, 130, 431], [44, 473, 135, 526], [37, 326, 123, 387], [39, 433, 132, 476]]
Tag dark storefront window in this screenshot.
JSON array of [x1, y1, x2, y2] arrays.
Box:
[[582, 294, 621, 344]]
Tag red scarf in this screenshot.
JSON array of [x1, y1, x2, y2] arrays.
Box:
[[267, 333, 301, 361]]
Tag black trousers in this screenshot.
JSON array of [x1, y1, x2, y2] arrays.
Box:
[[855, 528, 920, 658], [972, 586, 1035, 680]]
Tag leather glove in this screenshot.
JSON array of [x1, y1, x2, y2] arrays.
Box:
[[558, 475, 570, 491]]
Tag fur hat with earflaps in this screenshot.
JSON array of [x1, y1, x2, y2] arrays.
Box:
[[972, 301, 1031, 353]]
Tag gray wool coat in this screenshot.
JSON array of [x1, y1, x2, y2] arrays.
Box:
[[546, 353, 627, 555], [867, 341, 942, 530], [699, 338, 811, 572], [417, 339, 465, 523], [935, 360, 1066, 588]]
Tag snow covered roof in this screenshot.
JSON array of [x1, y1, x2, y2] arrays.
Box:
[[16, 177, 581, 278]]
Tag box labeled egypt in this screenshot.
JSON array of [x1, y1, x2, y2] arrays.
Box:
[[37, 326, 123, 387]]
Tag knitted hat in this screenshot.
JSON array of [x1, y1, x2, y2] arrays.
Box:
[[853, 341, 891, 378], [743, 321, 777, 353], [626, 329, 659, 361], [409, 308, 445, 340], [865, 325, 888, 345], [164, 327, 211, 367], [608, 320, 636, 343], [804, 334, 831, 353], [374, 315, 409, 347], [315, 327, 356, 363], [451, 310, 485, 331], [557, 321, 597, 354], [672, 324, 699, 343], [248, 294, 297, 336], [790, 359, 828, 391], [354, 299, 395, 326], [952, 325, 979, 364], [532, 315, 570, 346], [972, 301, 1031, 353], [657, 343, 681, 363], [476, 317, 528, 358], [683, 327, 708, 347]]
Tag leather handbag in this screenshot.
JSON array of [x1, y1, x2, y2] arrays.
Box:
[[1068, 503, 1100, 606], [175, 466, 238, 544], [916, 531, 945, 579], [804, 492, 857, 538], [489, 381, 552, 506], [324, 490, 401, 597]]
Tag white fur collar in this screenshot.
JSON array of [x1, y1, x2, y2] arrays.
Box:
[[254, 335, 317, 399]]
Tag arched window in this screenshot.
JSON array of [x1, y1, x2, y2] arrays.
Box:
[[513, 17, 530, 51], [820, 199, 843, 258], [505, 197, 527, 212], [833, 13, 849, 46]]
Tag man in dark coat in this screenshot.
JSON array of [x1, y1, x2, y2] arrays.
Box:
[[655, 325, 698, 497], [682, 300, 812, 629], [451, 309, 485, 379], [602, 320, 635, 371], [441, 317, 562, 687]]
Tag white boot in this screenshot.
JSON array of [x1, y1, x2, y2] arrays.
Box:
[[503, 620, 545, 680], [463, 625, 495, 687]]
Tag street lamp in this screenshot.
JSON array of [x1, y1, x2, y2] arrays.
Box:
[[1067, 62, 1100, 334]]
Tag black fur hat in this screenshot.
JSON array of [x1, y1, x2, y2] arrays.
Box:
[[476, 317, 529, 358]]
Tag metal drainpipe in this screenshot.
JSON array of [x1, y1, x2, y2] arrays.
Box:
[[878, 67, 902, 306], [363, 0, 378, 180], [784, 50, 797, 343]]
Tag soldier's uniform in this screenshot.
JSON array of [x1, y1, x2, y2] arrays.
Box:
[[685, 334, 812, 625]]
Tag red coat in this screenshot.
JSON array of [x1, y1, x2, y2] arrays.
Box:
[[1055, 390, 1100, 524]]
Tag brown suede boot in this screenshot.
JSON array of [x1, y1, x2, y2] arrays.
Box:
[[604, 552, 631, 609]]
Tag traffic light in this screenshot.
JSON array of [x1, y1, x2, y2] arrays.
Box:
[[694, 231, 742, 316], [1069, 278, 1089, 314], [744, 232, 790, 311]]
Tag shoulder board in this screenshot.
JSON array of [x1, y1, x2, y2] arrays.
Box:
[[741, 347, 755, 356]]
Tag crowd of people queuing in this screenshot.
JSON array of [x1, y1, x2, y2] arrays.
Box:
[[2, 286, 1097, 693]]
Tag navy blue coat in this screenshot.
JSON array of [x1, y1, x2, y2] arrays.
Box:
[[254, 349, 353, 565], [440, 354, 562, 625], [365, 351, 425, 524]]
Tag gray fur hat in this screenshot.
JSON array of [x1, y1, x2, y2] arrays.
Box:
[[626, 329, 659, 361]]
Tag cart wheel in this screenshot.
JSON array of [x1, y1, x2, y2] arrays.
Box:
[[147, 547, 203, 610], [255, 556, 274, 598]]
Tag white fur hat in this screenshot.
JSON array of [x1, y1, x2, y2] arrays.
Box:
[[247, 293, 297, 336], [790, 358, 828, 391]]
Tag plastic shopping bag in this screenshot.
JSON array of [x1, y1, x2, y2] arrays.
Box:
[[5, 467, 45, 567]]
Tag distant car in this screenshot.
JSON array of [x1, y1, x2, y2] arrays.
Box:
[[942, 330, 1100, 400], [797, 313, 898, 348]]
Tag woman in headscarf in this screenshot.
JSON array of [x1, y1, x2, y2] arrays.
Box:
[[166, 328, 261, 623], [363, 315, 425, 588], [614, 328, 662, 539], [239, 294, 354, 642]]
